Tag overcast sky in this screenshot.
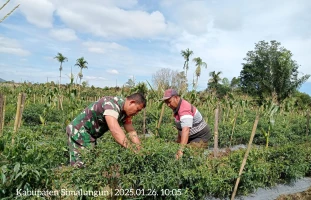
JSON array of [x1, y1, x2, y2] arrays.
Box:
[[0, 0, 310, 94]]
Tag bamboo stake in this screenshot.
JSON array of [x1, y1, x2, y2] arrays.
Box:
[[13, 93, 22, 133], [12, 93, 22, 144], [229, 111, 239, 148], [17, 93, 26, 128], [156, 103, 165, 136], [60, 95, 63, 111], [307, 110, 310, 138], [57, 96, 60, 110], [226, 102, 231, 121], [1, 95, 5, 136], [0, 94, 5, 136], [33, 93, 35, 103], [231, 115, 260, 200], [214, 105, 219, 157], [143, 109, 146, 135]]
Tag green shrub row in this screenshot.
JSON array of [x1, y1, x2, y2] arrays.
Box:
[[1, 127, 310, 199]]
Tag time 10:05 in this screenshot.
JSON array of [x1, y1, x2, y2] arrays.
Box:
[[161, 189, 182, 196]]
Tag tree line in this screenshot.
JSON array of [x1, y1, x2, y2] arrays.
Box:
[[152, 40, 310, 105]]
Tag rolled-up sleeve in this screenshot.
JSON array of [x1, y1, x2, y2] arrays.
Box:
[[180, 115, 193, 128]]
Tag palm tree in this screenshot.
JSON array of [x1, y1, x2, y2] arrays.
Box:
[[208, 71, 222, 91], [193, 57, 207, 89], [75, 57, 88, 86], [54, 52, 68, 91], [181, 48, 193, 77]]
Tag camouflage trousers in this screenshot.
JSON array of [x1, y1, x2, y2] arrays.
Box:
[[66, 124, 96, 168]]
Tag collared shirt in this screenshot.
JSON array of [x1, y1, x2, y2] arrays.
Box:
[[174, 98, 207, 136]]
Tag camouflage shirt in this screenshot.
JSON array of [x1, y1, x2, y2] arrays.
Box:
[[68, 96, 132, 139]]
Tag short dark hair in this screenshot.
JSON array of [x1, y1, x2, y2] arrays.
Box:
[[127, 93, 147, 108]]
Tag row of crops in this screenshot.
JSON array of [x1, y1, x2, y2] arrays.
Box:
[[0, 82, 310, 199]]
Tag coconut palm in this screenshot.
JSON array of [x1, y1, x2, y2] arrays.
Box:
[[208, 71, 222, 90], [54, 52, 68, 90], [193, 57, 207, 89], [75, 57, 88, 86], [209, 71, 222, 85], [181, 48, 194, 77]]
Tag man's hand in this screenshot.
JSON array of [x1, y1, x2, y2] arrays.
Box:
[[175, 149, 183, 159], [133, 143, 141, 153], [127, 130, 141, 148], [127, 142, 141, 154]]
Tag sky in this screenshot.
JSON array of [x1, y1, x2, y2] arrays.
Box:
[[0, 0, 310, 95]]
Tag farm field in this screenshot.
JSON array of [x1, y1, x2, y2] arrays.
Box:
[[2, 0, 311, 199], [0, 82, 310, 199]]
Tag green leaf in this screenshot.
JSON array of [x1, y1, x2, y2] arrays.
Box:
[[14, 172, 22, 180], [1, 173, 6, 184], [33, 170, 40, 177], [39, 115, 45, 124], [14, 162, 20, 173], [1, 165, 7, 173]]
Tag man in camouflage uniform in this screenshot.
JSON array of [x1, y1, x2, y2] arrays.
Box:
[[66, 93, 146, 167]]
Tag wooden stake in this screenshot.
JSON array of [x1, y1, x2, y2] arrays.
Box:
[[0, 94, 5, 136], [231, 115, 260, 200], [60, 95, 63, 111], [307, 110, 310, 138], [1, 95, 5, 136], [214, 105, 219, 157], [12, 93, 22, 144], [13, 93, 22, 133], [156, 103, 165, 136], [17, 93, 26, 128], [57, 96, 60, 110], [229, 111, 239, 147], [143, 109, 146, 135]]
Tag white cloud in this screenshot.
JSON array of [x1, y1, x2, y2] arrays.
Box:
[[56, 4, 167, 39], [84, 76, 107, 81], [95, 0, 138, 9], [0, 36, 30, 56], [17, 0, 55, 28], [82, 41, 128, 54], [49, 28, 77, 41], [106, 69, 119, 75], [212, 6, 243, 31], [160, 0, 210, 35]]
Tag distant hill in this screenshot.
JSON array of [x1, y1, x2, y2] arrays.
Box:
[[0, 78, 6, 83]]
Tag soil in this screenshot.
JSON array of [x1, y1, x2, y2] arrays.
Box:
[[276, 187, 311, 200]]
